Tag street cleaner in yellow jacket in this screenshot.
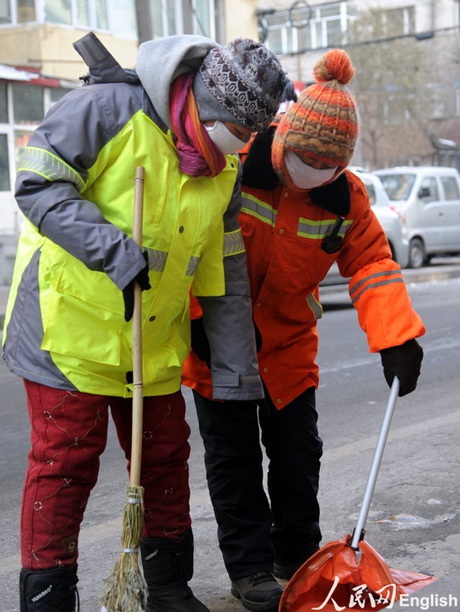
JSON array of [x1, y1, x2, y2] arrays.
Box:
[[183, 49, 425, 612], [1, 33, 296, 612]]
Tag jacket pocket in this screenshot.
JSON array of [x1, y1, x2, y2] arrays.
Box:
[[41, 290, 121, 366]]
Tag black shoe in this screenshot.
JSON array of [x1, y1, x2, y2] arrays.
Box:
[[231, 572, 283, 611]]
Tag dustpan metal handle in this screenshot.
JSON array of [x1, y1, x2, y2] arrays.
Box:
[[351, 378, 400, 550]]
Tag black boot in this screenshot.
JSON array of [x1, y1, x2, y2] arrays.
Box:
[[140, 529, 210, 612], [19, 567, 79, 611]]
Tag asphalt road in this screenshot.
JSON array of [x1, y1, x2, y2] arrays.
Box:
[[1, 260, 460, 611]]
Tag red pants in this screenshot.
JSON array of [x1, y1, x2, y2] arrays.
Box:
[[21, 380, 191, 570]]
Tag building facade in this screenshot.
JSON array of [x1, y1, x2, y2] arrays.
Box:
[[0, 0, 459, 282], [255, 0, 460, 170]]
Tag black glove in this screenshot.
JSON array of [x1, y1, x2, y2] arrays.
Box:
[[380, 339, 423, 397], [190, 317, 211, 367], [122, 251, 151, 322]]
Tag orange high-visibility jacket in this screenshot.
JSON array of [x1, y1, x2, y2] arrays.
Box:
[[183, 133, 425, 409]]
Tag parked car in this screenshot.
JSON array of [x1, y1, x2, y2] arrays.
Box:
[[375, 166, 460, 268], [321, 169, 410, 287]]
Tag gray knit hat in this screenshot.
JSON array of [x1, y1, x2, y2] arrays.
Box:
[[193, 38, 296, 132]]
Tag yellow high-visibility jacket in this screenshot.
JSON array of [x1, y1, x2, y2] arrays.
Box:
[[2, 78, 262, 400]]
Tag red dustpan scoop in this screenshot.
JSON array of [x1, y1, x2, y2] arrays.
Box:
[[279, 380, 437, 611]]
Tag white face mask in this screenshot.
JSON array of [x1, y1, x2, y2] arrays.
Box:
[[285, 151, 338, 189], [205, 121, 248, 156]]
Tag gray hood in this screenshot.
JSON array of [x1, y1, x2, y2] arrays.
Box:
[[136, 35, 218, 128]]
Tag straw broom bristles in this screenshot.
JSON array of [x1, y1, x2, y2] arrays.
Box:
[[101, 484, 147, 611]]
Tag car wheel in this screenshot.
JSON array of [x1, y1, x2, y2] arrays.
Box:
[[408, 238, 426, 268]]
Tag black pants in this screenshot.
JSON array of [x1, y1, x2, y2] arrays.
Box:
[[193, 387, 323, 580]]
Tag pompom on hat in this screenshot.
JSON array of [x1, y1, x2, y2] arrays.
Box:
[[193, 38, 296, 133], [272, 49, 359, 182]]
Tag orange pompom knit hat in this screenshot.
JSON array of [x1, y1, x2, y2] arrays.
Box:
[[272, 49, 359, 187]]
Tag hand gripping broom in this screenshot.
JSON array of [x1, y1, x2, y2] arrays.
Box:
[[101, 166, 148, 612]]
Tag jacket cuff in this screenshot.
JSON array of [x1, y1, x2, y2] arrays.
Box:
[[211, 373, 264, 401]]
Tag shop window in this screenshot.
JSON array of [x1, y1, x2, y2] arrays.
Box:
[[379, 6, 415, 37], [192, 0, 211, 36], [12, 84, 44, 124], [0, 134, 10, 191], [76, 0, 89, 26], [45, 0, 71, 24], [17, 0, 35, 22], [260, 1, 351, 54], [95, 0, 108, 30], [0, 83, 7, 123], [0, 0, 12, 23], [110, 0, 136, 38]]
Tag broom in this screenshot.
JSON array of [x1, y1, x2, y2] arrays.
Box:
[[101, 166, 148, 612]]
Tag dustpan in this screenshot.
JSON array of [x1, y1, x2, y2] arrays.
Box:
[[279, 378, 437, 611]]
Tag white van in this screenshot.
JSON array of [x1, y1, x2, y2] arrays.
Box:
[[374, 166, 460, 268]]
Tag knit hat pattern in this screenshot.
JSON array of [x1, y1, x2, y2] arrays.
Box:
[[273, 49, 359, 169], [193, 38, 296, 132]]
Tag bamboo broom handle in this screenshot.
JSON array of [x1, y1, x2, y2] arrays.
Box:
[[130, 166, 145, 487]]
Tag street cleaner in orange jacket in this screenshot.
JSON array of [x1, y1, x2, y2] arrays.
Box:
[[182, 49, 425, 612]]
